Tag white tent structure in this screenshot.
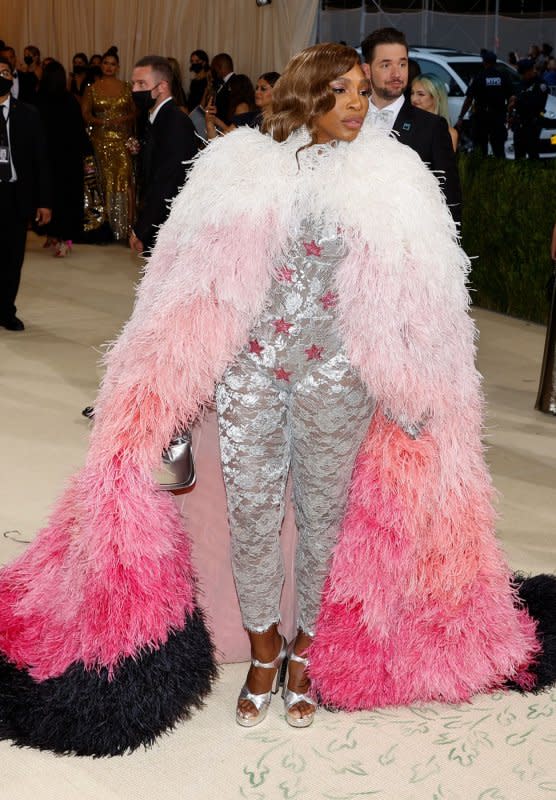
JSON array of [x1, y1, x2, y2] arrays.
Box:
[[319, 2, 556, 57], [0, 0, 319, 82]]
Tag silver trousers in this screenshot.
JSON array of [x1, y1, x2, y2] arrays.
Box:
[[216, 352, 375, 635]]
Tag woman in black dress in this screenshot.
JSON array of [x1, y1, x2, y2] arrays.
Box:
[[36, 61, 89, 256], [68, 52, 90, 101], [536, 222, 556, 414], [187, 49, 210, 110]]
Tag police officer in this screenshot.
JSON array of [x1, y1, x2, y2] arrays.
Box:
[[456, 50, 513, 158], [509, 58, 549, 160]]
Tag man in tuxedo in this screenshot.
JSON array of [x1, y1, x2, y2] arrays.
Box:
[[361, 27, 461, 223], [129, 56, 198, 255], [0, 56, 51, 331], [0, 46, 38, 103], [210, 53, 240, 125]]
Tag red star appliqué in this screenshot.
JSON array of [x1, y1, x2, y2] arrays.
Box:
[[249, 339, 264, 355], [277, 265, 294, 282], [274, 367, 292, 382], [273, 318, 293, 335], [303, 240, 322, 257], [305, 344, 324, 361], [320, 291, 337, 310]]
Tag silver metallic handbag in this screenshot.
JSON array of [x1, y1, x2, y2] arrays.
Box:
[[155, 431, 196, 492]]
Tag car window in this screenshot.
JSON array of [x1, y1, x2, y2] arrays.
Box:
[[413, 58, 464, 97]]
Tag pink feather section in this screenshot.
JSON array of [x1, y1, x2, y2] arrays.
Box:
[[0, 217, 276, 678], [309, 414, 540, 708]]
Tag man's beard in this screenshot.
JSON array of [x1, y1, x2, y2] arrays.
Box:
[[373, 83, 406, 101]]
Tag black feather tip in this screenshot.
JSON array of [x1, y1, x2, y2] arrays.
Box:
[[0, 607, 218, 756]]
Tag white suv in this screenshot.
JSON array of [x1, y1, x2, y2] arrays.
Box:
[[408, 47, 556, 157]]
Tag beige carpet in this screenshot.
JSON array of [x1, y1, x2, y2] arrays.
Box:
[[0, 234, 555, 800]]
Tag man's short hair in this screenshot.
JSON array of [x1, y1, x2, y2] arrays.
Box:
[[481, 50, 497, 65], [134, 55, 173, 86], [0, 55, 13, 74], [361, 28, 408, 64], [212, 53, 234, 74]]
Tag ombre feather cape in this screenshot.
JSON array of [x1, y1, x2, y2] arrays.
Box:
[[0, 126, 553, 755]]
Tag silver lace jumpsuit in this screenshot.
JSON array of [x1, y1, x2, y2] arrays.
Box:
[[216, 214, 376, 635]]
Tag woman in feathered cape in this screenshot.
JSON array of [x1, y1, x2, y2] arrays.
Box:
[[0, 44, 553, 755]]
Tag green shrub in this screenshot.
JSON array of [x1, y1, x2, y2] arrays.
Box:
[[459, 154, 555, 324]]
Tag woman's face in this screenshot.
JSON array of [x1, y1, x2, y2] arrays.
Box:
[[190, 54, 206, 73], [255, 78, 273, 109], [101, 56, 118, 77], [313, 63, 369, 144], [73, 57, 87, 71], [410, 81, 436, 113]]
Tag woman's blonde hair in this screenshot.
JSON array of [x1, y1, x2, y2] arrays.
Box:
[[261, 43, 361, 144], [411, 73, 451, 126]]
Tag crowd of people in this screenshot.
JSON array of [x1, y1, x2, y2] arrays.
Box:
[[458, 41, 554, 159], [0, 40, 283, 254]]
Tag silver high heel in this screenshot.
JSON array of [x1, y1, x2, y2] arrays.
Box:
[[236, 634, 288, 727], [282, 645, 317, 728]]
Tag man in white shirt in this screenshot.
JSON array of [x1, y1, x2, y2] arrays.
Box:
[[129, 55, 197, 255], [0, 56, 50, 331], [361, 27, 461, 222], [210, 53, 240, 125], [0, 45, 37, 103]]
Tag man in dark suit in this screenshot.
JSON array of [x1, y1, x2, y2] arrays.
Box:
[[129, 56, 198, 255], [361, 28, 461, 223], [210, 53, 241, 126], [0, 46, 38, 103], [0, 56, 51, 331]]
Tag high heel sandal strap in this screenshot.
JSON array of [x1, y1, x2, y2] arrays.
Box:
[[288, 650, 309, 667], [282, 687, 316, 711], [251, 635, 287, 670]]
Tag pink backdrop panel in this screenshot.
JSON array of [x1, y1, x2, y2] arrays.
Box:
[[178, 410, 298, 663]]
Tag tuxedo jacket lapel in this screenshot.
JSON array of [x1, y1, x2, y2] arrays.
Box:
[[392, 100, 415, 146]]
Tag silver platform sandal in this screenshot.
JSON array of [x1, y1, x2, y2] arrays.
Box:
[[236, 635, 288, 727], [282, 647, 317, 728]]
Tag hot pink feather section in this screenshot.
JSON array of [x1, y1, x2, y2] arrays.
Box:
[[0, 464, 194, 680], [309, 414, 540, 707]]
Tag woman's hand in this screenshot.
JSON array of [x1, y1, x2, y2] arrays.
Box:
[[205, 102, 232, 139], [205, 102, 229, 138], [204, 100, 217, 119]]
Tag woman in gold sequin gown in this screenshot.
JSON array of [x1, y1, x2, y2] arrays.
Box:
[[82, 47, 135, 240]]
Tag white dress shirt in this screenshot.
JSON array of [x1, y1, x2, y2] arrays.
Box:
[[0, 95, 17, 181], [149, 95, 172, 125], [368, 95, 405, 133], [10, 70, 20, 99]]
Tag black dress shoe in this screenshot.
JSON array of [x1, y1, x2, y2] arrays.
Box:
[[82, 405, 95, 419], [0, 316, 25, 331]]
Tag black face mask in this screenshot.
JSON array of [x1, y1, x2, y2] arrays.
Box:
[[132, 89, 156, 111], [0, 76, 13, 96], [24, 55, 33, 66], [190, 63, 204, 74], [73, 65, 86, 75]]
